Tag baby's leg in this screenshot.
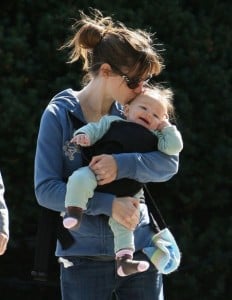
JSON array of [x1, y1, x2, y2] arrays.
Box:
[[63, 167, 97, 229], [109, 218, 149, 277]]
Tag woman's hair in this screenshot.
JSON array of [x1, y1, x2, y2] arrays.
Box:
[[61, 8, 164, 81]]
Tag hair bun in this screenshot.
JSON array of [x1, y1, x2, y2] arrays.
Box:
[[78, 23, 103, 49]]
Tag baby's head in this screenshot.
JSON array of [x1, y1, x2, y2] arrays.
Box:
[[123, 85, 175, 131]]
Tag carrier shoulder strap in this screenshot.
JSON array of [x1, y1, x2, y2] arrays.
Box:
[[143, 184, 167, 232]]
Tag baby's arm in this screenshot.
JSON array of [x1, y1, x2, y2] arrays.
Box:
[[72, 115, 122, 145], [155, 122, 183, 155]]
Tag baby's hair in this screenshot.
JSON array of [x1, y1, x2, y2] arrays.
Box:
[[144, 85, 176, 122], [60, 8, 164, 81]]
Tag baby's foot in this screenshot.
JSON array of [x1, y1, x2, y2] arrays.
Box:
[[116, 254, 150, 277], [63, 206, 83, 229]]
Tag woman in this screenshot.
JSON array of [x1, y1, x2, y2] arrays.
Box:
[[34, 9, 178, 300]]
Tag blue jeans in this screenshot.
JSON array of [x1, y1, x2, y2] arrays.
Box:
[[60, 251, 164, 300]]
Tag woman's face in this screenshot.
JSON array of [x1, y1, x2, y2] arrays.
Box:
[[111, 77, 144, 105], [108, 68, 151, 105]]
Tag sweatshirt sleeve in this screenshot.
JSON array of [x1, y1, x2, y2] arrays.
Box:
[[34, 106, 115, 216], [113, 151, 179, 183], [155, 125, 183, 155], [0, 172, 9, 237]]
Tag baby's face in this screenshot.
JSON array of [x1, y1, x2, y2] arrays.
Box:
[[124, 94, 167, 130]]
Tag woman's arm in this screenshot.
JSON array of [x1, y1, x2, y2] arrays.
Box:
[[114, 151, 179, 183], [87, 195, 140, 231], [90, 152, 178, 185], [35, 107, 68, 212]]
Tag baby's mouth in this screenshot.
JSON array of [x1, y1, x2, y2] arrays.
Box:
[[139, 117, 149, 125]]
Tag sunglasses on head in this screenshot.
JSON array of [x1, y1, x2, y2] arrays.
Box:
[[111, 65, 152, 89]]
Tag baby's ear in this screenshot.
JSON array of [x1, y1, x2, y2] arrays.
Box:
[[164, 113, 169, 120]]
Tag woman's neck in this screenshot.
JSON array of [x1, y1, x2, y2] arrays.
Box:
[[77, 81, 113, 123]]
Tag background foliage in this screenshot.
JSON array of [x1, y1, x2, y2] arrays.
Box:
[[0, 0, 231, 299]]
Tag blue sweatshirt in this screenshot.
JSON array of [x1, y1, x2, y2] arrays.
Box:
[[34, 88, 179, 257]]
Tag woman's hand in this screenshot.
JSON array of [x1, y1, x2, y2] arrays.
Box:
[[112, 197, 140, 230], [89, 154, 118, 185], [0, 233, 8, 255]]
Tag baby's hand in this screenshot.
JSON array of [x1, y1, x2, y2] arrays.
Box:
[[71, 134, 91, 146], [157, 120, 171, 131]]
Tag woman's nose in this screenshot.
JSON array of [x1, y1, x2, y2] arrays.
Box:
[[133, 82, 145, 94]]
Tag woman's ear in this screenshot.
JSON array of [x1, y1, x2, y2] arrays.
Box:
[[100, 63, 112, 77]]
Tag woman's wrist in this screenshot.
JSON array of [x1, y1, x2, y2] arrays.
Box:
[[112, 153, 133, 179]]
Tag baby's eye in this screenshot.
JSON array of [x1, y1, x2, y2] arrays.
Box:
[[153, 114, 159, 119], [139, 105, 147, 111]]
